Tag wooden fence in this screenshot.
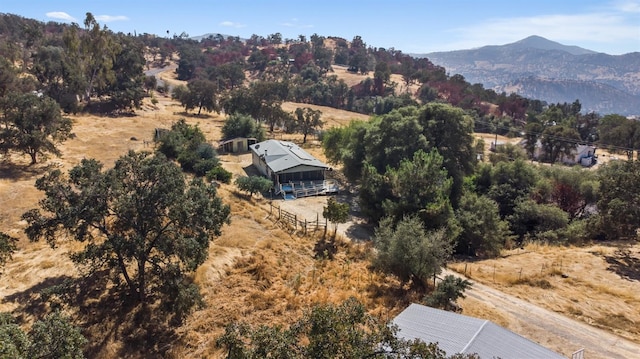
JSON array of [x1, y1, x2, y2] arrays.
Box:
[[269, 202, 328, 236]]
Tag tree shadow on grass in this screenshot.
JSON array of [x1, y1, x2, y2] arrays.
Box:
[[0, 160, 59, 182], [314, 235, 338, 260], [174, 111, 213, 119], [3, 271, 179, 358], [604, 248, 640, 281]]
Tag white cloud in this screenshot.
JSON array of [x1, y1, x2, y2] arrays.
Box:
[[280, 18, 313, 29], [614, 0, 640, 13], [45, 11, 76, 22], [219, 21, 246, 28], [94, 15, 129, 22]]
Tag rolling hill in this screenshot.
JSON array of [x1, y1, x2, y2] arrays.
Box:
[[418, 35, 640, 116]]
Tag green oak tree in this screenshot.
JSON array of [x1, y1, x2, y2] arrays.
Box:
[[372, 215, 454, 289], [323, 197, 350, 234], [0, 311, 86, 359], [383, 149, 455, 231], [235, 176, 273, 198], [221, 113, 266, 142], [0, 93, 73, 164], [22, 151, 231, 307], [455, 192, 510, 257], [294, 107, 323, 144], [596, 160, 640, 240], [424, 275, 473, 311]]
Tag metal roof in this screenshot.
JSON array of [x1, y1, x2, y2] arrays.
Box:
[[250, 140, 330, 173], [393, 303, 566, 359]]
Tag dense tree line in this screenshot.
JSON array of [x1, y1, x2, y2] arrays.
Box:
[[0, 13, 147, 114], [323, 100, 640, 267]]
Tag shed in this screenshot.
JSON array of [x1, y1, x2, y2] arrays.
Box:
[[217, 137, 257, 153], [393, 303, 566, 359]]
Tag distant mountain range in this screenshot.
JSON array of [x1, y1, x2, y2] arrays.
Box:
[[418, 36, 640, 116]]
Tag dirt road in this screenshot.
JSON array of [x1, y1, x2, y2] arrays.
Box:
[[443, 269, 640, 358]]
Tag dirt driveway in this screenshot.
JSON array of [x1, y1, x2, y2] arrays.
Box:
[[444, 269, 640, 358]]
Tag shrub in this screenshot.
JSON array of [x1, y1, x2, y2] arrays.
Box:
[[235, 176, 273, 198], [206, 166, 232, 184], [424, 275, 472, 310]]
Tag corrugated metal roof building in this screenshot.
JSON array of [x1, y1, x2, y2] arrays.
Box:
[[393, 303, 566, 359], [250, 140, 330, 185]]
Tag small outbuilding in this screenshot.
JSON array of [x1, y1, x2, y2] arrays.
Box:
[[217, 137, 257, 154], [393, 303, 566, 359]]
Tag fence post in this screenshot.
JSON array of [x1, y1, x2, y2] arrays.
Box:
[[294, 214, 297, 230], [324, 217, 328, 236]]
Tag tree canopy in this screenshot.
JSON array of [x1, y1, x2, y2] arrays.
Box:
[[216, 297, 476, 359], [22, 151, 231, 311], [372, 215, 454, 288], [0, 232, 17, 274], [0, 92, 73, 164], [235, 176, 273, 198], [323, 197, 350, 233], [221, 112, 266, 142], [0, 311, 86, 359]]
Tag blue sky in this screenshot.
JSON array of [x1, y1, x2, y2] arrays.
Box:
[[3, 0, 639, 55]]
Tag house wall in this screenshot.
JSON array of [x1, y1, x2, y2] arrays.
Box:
[[251, 152, 269, 177]]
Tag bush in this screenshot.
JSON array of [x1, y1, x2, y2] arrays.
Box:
[[206, 166, 232, 184], [27, 311, 87, 359], [192, 158, 220, 177], [221, 113, 266, 142], [235, 176, 273, 197], [1, 311, 87, 359], [424, 275, 472, 310], [372, 215, 454, 288], [0, 313, 29, 358], [156, 120, 220, 177]]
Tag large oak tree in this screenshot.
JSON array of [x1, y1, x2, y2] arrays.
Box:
[[22, 151, 231, 305]]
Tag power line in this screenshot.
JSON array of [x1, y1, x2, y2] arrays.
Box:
[[473, 118, 638, 154]]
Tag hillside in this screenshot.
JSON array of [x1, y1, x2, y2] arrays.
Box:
[[3, 14, 640, 358], [420, 35, 640, 115], [0, 68, 639, 357]]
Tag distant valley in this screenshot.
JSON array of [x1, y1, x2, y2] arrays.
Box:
[[418, 35, 640, 116]]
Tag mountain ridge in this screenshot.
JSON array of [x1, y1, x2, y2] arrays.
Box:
[[417, 36, 640, 115]]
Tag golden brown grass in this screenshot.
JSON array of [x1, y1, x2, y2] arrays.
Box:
[[449, 242, 640, 343], [2, 71, 640, 357], [0, 92, 412, 358]]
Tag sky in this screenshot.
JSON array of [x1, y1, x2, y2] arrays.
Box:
[[3, 0, 639, 55]]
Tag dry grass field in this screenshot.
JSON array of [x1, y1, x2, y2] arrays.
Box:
[[1, 67, 640, 358]]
